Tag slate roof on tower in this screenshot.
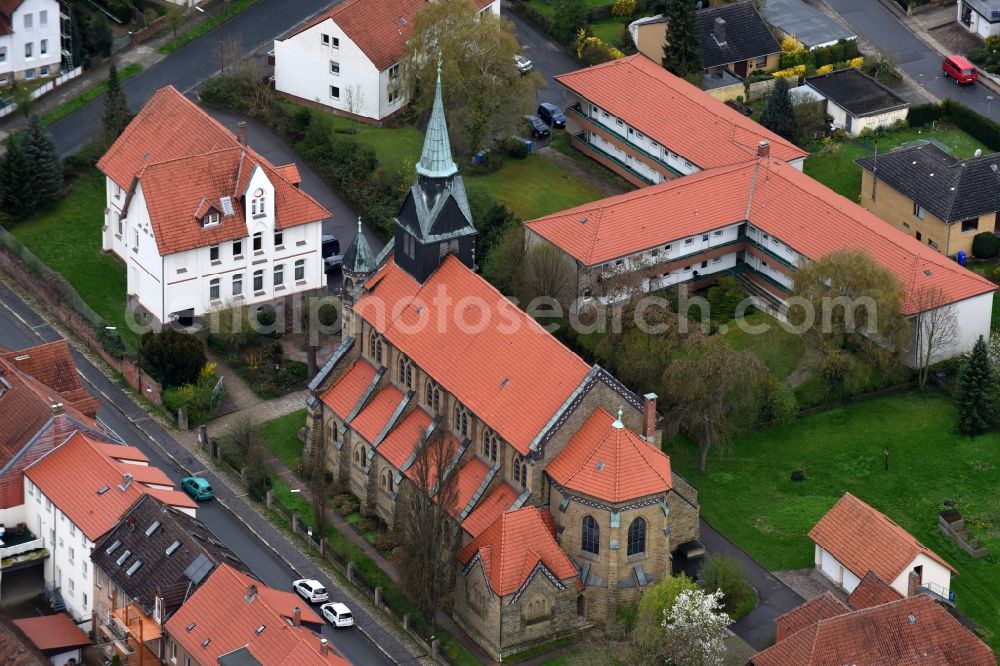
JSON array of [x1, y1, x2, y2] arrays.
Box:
[[354, 255, 592, 456], [555, 55, 806, 168], [546, 408, 671, 503], [343, 218, 377, 275]]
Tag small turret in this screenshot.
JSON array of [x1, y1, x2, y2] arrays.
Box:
[[341, 217, 376, 308]]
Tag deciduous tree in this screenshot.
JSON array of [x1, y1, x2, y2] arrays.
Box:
[[20, 115, 63, 205], [102, 62, 133, 149], [662, 0, 703, 84], [405, 0, 543, 154], [660, 589, 731, 666], [912, 286, 959, 389], [760, 77, 799, 144], [956, 335, 994, 437], [518, 240, 579, 308], [140, 327, 206, 388], [661, 336, 767, 472]]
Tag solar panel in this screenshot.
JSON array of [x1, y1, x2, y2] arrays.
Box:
[[184, 553, 214, 585]]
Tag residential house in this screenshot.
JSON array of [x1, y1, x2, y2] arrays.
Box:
[[97, 86, 331, 326], [163, 563, 346, 666], [857, 142, 1000, 257], [758, 0, 856, 49], [809, 493, 956, 601], [90, 494, 257, 665], [524, 141, 995, 365], [272, 0, 500, 123], [630, 2, 781, 81], [0, 0, 61, 85], [0, 340, 103, 605], [751, 584, 995, 665], [958, 0, 1000, 38], [307, 68, 700, 660], [11, 613, 90, 666], [0, 616, 49, 666], [554, 55, 806, 187], [805, 68, 910, 136], [23, 431, 196, 630]]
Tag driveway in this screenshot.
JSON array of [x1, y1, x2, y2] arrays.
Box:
[[504, 8, 579, 109], [822, 0, 1000, 119]]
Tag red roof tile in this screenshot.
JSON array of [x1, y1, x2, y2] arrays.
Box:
[[774, 592, 849, 642], [527, 158, 995, 314], [355, 256, 591, 455], [0, 617, 47, 666], [165, 564, 344, 666], [556, 55, 806, 169], [0, 340, 84, 396], [352, 384, 404, 444], [94, 443, 149, 464], [808, 493, 956, 586], [458, 507, 579, 597], [848, 570, 904, 610], [461, 481, 521, 538], [377, 408, 432, 470], [114, 462, 174, 487], [402, 431, 460, 494], [275, 163, 302, 186], [291, 0, 494, 71], [752, 595, 995, 666], [25, 432, 195, 541], [321, 359, 377, 419], [450, 456, 491, 517], [546, 408, 670, 503], [12, 614, 90, 652]]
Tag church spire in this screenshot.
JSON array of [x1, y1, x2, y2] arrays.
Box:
[[415, 60, 458, 180], [342, 216, 375, 276]]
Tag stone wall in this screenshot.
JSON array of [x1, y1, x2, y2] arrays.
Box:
[[668, 473, 701, 546]]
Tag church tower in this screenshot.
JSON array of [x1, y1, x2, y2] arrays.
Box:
[[341, 217, 376, 308], [393, 63, 477, 284]]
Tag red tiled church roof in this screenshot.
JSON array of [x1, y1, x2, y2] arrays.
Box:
[[555, 55, 806, 169], [321, 358, 377, 419], [377, 408, 432, 470], [546, 408, 671, 504], [354, 256, 591, 455], [352, 384, 404, 444], [462, 481, 521, 538], [458, 507, 578, 597], [526, 158, 995, 314], [809, 493, 955, 586], [752, 594, 995, 666]]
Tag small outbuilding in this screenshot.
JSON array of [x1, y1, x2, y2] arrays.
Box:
[[11, 614, 90, 666], [805, 68, 910, 136]]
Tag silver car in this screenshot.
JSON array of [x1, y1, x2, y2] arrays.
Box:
[[515, 54, 533, 74]]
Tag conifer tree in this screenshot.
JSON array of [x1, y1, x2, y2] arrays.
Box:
[[0, 136, 38, 221], [662, 0, 702, 84], [759, 77, 800, 144], [956, 335, 994, 437], [101, 62, 132, 148], [20, 115, 63, 205]]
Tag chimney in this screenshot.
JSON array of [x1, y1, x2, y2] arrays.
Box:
[[714, 17, 726, 45], [292, 606, 301, 627], [907, 570, 921, 597], [237, 121, 248, 146], [320, 638, 329, 656], [757, 140, 770, 158], [50, 402, 64, 415], [246, 584, 258, 601], [642, 393, 658, 439], [118, 472, 134, 491]]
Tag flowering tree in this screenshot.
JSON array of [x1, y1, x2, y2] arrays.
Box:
[[661, 589, 731, 666]]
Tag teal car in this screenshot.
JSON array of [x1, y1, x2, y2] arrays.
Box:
[[181, 476, 214, 501]]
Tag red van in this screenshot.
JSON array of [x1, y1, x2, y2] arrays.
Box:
[[942, 55, 978, 84]]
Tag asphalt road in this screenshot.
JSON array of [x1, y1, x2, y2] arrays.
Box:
[[50, 0, 342, 157], [504, 8, 579, 111], [0, 285, 396, 665], [823, 0, 1000, 119]]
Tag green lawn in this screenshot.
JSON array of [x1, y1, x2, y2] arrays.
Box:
[[590, 20, 626, 44], [968, 262, 1000, 332], [804, 125, 988, 202], [10, 170, 134, 344], [721, 310, 804, 381], [333, 119, 424, 174], [261, 409, 307, 469], [668, 392, 1000, 648]]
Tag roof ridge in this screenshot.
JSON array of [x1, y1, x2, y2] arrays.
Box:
[[141, 146, 245, 171]]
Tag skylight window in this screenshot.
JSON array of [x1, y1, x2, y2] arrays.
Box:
[[116, 549, 132, 566], [96, 485, 110, 495], [145, 520, 161, 537], [105, 539, 122, 555], [220, 196, 234, 216], [165, 540, 181, 556], [186, 623, 196, 632], [201, 638, 211, 648], [126, 560, 143, 576], [255, 625, 265, 635]]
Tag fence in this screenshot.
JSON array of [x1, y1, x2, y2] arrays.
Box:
[[0, 225, 163, 404], [705, 76, 789, 104], [0, 66, 83, 119]]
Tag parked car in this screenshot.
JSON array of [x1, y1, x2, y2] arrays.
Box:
[[321, 602, 354, 627], [293, 579, 329, 603], [515, 54, 533, 74], [942, 55, 978, 84], [181, 477, 213, 501], [321, 234, 341, 258], [523, 115, 550, 139], [537, 102, 566, 129]]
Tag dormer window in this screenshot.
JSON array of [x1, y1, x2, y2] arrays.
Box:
[[204, 212, 220, 227], [251, 188, 266, 219]]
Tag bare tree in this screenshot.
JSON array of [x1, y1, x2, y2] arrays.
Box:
[[303, 421, 337, 540], [519, 241, 579, 308], [912, 286, 960, 389], [166, 5, 184, 41], [343, 84, 367, 119], [396, 430, 459, 634], [217, 35, 244, 77]]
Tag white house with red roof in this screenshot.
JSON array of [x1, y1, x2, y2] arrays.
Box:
[[0, 0, 61, 86], [809, 493, 956, 602], [97, 86, 331, 325], [23, 431, 195, 630], [272, 0, 500, 122]]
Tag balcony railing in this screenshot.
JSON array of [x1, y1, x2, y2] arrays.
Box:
[[0, 537, 45, 561], [599, 237, 744, 277], [571, 133, 656, 186], [568, 105, 686, 177], [920, 582, 955, 605]]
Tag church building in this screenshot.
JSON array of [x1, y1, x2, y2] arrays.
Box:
[[305, 66, 701, 659]]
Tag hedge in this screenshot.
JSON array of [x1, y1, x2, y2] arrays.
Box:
[[906, 100, 1000, 152]]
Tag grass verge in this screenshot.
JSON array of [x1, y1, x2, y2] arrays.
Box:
[[43, 63, 143, 126], [261, 409, 307, 469], [720, 310, 804, 381], [158, 0, 258, 55]]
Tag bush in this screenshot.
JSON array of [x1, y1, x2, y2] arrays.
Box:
[[763, 378, 798, 424], [990, 265, 1000, 285], [494, 136, 530, 160], [706, 276, 746, 322], [97, 324, 129, 359], [791, 468, 806, 481], [612, 0, 636, 16], [973, 232, 1000, 258], [140, 328, 206, 388], [199, 75, 251, 114], [700, 554, 757, 620]]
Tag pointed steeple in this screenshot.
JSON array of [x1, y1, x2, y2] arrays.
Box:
[[342, 217, 376, 276], [416, 61, 458, 180]]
